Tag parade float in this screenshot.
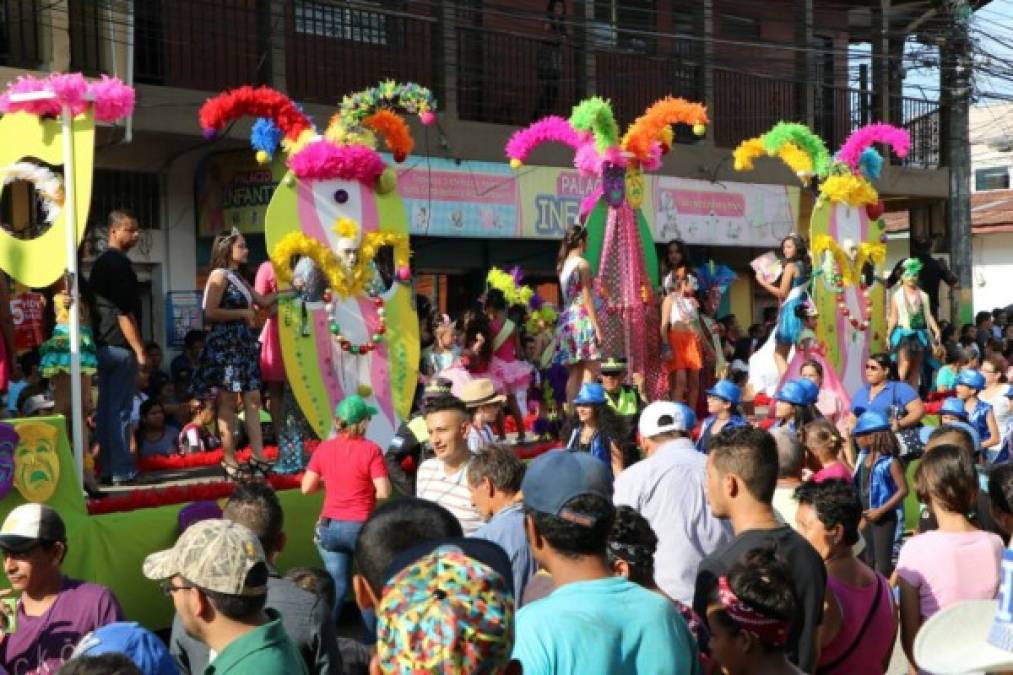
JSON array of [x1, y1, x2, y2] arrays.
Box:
[[506, 96, 708, 398], [199, 81, 429, 446], [734, 122, 909, 395]]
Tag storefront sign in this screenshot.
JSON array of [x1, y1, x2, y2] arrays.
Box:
[[518, 167, 608, 239], [195, 151, 287, 237], [10, 291, 46, 353]]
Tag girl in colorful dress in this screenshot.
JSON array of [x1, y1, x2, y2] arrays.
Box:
[[954, 368, 1002, 461], [485, 288, 532, 443], [40, 273, 97, 451], [421, 315, 460, 378], [782, 299, 850, 428], [192, 228, 279, 480], [556, 225, 603, 408], [754, 234, 811, 379], [887, 258, 941, 391], [660, 273, 703, 408]]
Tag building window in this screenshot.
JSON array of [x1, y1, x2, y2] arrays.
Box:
[[975, 166, 1010, 192], [294, 0, 387, 46], [90, 170, 162, 231], [719, 14, 761, 39]]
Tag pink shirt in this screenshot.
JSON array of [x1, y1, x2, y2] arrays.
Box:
[[308, 435, 388, 522], [818, 573, 895, 675], [490, 316, 518, 361], [896, 529, 1004, 619], [814, 462, 853, 483]]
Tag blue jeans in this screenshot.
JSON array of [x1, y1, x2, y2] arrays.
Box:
[[96, 345, 138, 481], [315, 518, 363, 622]]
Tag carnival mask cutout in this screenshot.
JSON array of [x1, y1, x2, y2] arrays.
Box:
[[336, 237, 360, 277], [625, 165, 645, 210], [0, 423, 18, 500], [12, 421, 59, 503], [602, 163, 626, 207]]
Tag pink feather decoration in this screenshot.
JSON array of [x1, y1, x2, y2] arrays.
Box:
[[288, 141, 386, 183], [837, 123, 911, 172], [505, 116, 581, 163], [89, 75, 135, 122], [579, 186, 604, 223], [1, 74, 61, 116], [47, 73, 89, 115]]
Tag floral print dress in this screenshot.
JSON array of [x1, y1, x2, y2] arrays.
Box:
[[556, 257, 601, 365], [192, 270, 262, 397]]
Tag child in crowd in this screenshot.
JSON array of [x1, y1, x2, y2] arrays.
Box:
[[803, 419, 852, 481], [852, 411, 908, 576], [135, 399, 179, 459], [705, 548, 804, 675], [954, 369, 1001, 455], [696, 379, 748, 454], [421, 315, 459, 378], [934, 344, 965, 392], [769, 380, 819, 433], [460, 378, 504, 454], [178, 399, 218, 455], [896, 444, 1005, 672], [781, 301, 850, 424]]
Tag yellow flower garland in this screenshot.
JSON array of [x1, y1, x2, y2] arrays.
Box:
[[270, 230, 411, 299], [811, 235, 885, 287]]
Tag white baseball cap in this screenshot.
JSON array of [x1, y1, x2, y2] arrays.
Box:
[[914, 549, 1013, 674], [0, 503, 66, 552], [638, 401, 696, 438]]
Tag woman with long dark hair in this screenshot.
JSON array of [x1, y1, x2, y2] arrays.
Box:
[[564, 382, 625, 478], [754, 234, 810, 379], [661, 239, 691, 294], [556, 225, 603, 408], [192, 228, 279, 480]]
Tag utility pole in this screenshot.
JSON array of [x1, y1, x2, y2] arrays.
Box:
[[941, 0, 973, 325]]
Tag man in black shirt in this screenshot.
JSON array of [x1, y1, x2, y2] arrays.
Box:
[[89, 210, 144, 485], [886, 237, 959, 318], [693, 426, 826, 673]]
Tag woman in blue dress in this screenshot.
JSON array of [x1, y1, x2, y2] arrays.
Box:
[[754, 234, 810, 379], [193, 228, 280, 480]]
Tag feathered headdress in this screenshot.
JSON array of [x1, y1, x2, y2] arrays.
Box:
[[0, 72, 135, 122], [732, 122, 831, 183], [486, 267, 534, 308], [197, 81, 436, 186], [901, 257, 924, 279]]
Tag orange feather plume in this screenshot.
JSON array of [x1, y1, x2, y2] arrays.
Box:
[[365, 110, 414, 162], [622, 97, 708, 162]]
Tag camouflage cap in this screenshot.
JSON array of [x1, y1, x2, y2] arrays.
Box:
[[142, 519, 267, 596]]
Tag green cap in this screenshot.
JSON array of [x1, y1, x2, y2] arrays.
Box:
[[335, 395, 378, 424]]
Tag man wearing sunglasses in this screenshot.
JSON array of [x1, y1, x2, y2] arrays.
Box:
[[144, 518, 307, 674], [0, 504, 124, 674]]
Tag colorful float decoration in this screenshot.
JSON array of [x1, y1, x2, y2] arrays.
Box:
[[507, 96, 708, 398], [199, 81, 432, 444], [734, 122, 909, 394], [0, 73, 133, 287]]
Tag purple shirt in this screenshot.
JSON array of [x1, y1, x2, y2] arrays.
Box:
[[1, 578, 124, 675]]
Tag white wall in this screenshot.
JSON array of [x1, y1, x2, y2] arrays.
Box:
[[972, 231, 1013, 313]]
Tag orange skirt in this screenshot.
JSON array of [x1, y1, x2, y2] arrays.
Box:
[[668, 328, 703, 371]]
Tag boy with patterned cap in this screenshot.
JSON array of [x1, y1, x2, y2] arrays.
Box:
[[513, 449, 700, 674], [143, 519, 307, 674], [373, 538, 516, 674]]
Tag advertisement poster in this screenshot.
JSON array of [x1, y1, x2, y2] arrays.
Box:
[[517, 167, 610, 240], [653, 177, 799, 247], [395, 157, 518, 238], [196, 151, 287, 237], [165, 291, 203, 349], [10, 291, 46, 353]]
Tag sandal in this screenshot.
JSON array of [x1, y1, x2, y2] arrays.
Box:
[[220, 460, 245, 482], [247, 456, 276, 478]]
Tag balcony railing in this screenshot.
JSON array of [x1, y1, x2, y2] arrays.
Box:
[[285, 1, 437, 104], [0, 0, 40, 69], [134, 0, 266, 90], [456, 25, 582, 126], [594, 45, 703, 125]]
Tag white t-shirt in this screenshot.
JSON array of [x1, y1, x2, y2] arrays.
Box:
[[416, 456, 483, 535]]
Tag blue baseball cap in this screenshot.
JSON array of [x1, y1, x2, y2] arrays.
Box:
[[573, 382, 607, 406], [939, 397, 970, 421], [774, 380, 809, 406], [706, 380, 741, 406], [522, 449, 613, 526], [957, 369, 986, 391], [795, 378, 820, 405], [72, 622, 177, 675], [854, 410, 891, 435]]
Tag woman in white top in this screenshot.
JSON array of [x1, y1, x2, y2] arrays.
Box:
[[980, 355, 1011, 446], [555, 225, 603, 408], [660, 274, 703, 408]]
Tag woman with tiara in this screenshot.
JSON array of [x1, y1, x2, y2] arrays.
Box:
[[556, 224, 603, 408], [754, 233, 811, 381], [887, 257, 941, 391]]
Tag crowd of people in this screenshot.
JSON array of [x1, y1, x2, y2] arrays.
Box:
[[3, 202, 1013, 673]]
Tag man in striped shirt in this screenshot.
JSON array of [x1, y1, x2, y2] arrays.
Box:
[[416, 394, 483, 535]]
